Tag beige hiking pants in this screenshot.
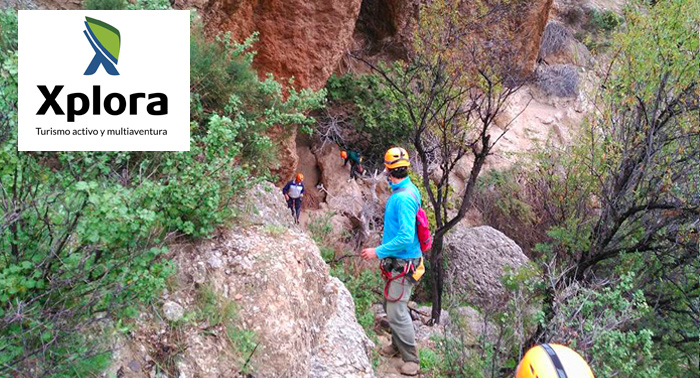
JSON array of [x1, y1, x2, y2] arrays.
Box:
[[383, 278, 419, 363]]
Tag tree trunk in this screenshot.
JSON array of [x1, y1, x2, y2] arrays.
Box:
[[429, 234, 445, 323]]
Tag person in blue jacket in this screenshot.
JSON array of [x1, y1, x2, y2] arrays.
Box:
[[361, 146, 421, 376], [282, 173, 305, 224]]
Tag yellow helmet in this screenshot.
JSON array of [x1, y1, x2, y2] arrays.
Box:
[[384, 147, 410, 169], [516, 344, 594, 378]]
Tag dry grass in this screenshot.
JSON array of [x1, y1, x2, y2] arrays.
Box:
[[535, 64, 579, 98], [538, 21, 573, 62]]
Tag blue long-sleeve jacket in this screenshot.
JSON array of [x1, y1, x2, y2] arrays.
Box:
[[376, 177, 422, 259]]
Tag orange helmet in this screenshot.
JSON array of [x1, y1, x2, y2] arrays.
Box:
[[295, 173, 304, 183], [384, 147, 410, 169], [516, 344, 594, 378], [340, 150, 348, 159]]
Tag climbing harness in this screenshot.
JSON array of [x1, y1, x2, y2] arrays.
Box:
[[380, 257, 424, 302]]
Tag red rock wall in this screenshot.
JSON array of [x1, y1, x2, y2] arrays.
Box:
[[189, 0, 363, 91]]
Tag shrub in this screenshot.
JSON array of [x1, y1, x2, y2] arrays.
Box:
[[563, 7, 585, 25], [547, 273, 658, 378], [586, 9, 623, 32], [0, 8, 323, 376], [538, 21, 572, 61], [535, 64, 579, 97], [321, 73, 412, 169], [84, 0, 127, 10]]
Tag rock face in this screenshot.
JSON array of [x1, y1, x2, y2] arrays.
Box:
[[346, 0, 553, 76], [517, 0, 556, 73], [104, 183, 375, 378], [313, 142, 390, 248], [310, 278, 376, 378], [444, 225, 530, 308], [183, 0, 362, 91]]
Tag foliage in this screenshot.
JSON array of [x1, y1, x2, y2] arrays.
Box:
[[190, 24, 325, 170], [431, 264, 544, 378], [0, 8, 322, 376], [586, 9, 624, 32], [0, 9, 17, 145], [523, 0, 699, 375], [320, 73, 412, 168], [307, 212, 335, 245], [579, 8, 624, 53], [126, 0, 172, 10], [84, 0, 127, 10], [548, 273, 658, 377], [419, 348, 442, 373]]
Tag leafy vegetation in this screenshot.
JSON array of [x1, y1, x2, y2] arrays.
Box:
[[0, 7, 322, 376], [456, 0, 698, 376], [319, 73, 412, 168], [84, 0, 128, 10], [578, 8, 625, 53]]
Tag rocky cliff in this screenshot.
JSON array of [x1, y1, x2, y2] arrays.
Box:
[[104, 183, 375, 378], [179, 0, 363, 91]]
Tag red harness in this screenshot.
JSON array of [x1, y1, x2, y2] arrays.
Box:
[[380, 260, 414, 302]]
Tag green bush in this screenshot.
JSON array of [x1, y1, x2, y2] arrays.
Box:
[[587, 9, 623, 32], [548, 273, 658, 377], [0, 8, 323, 376], [84, 0, 127, 10], [419, 348, 442, 372], [322, 73, 412, 168], [190, 24, 325, 170]]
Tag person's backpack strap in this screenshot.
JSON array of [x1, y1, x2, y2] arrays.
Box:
[[393, 187, 420, 207]]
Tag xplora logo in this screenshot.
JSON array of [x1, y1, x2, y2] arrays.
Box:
[[83, 16, 120, 76], [36, 16, 168, 122]]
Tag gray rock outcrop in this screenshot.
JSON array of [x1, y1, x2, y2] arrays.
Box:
[[445, 225, 530, 309], [104, 183, 375, 378]]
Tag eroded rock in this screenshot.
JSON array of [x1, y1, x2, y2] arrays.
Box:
[[444, 225, 529, 309]]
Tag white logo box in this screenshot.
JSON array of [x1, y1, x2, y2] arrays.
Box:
[[18, 10, 190, 151]]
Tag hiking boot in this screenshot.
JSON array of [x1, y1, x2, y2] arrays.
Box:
[[378, 343, 399, 358], [399, 361, 420, 376]]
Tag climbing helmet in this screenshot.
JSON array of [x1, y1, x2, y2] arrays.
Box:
[[384, 147, 410, 169], [515, 344, 594, 378]]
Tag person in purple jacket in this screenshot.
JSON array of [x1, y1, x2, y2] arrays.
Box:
[[282, 173, 305, 224]]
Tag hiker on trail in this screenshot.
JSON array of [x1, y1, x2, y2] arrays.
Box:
[[282, 173, 305, 224], [361, 146, 428, 377], [341, 149, 364, 180]]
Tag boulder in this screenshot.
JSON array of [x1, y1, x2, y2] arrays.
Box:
[[105, 183, 376, 377], [310, 278, 375, 378], [538, 21, 593, 67], [444, 225, 530, 309]]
